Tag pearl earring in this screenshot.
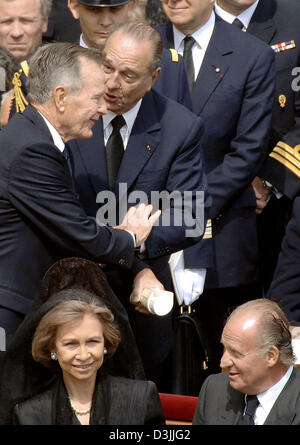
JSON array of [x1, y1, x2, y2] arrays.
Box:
[[50, 352, 58, 360], [104, 347, 107, 355]]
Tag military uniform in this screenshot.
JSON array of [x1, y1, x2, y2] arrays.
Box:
[[234, 0, 300, 292]]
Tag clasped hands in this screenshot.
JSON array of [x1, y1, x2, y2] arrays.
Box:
[[252, 176, 272, 215]]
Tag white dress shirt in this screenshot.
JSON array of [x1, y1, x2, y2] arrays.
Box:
[[169, 15, 216, 305], [173, 11, 215, 80], [247, 366, 294, 425], [102, 100, 142, 149], [38, 111, 65, 152], [215, 1, 259, 31], [79, 34, 89, 49]]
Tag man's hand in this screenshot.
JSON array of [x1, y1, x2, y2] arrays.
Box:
[[131, 268, 164, 314], [252, 176, 271, 214], [115, 203, 161, 247]]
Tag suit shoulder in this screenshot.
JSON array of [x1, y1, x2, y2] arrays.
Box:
[[13, 385, 53, 424], [151, 89, 199, 120], [218, 18, 273, 54], [161, 47, 180, 63]]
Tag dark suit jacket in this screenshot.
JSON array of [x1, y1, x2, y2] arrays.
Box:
[[69, 89, 210, 368], [157, 17, 275, 288], [244, 0, 300, 199], [43, 0, 81, 43], [193, 368, 300, 425], [154, 48, 192, 109], [267, 196, 300, 324], [13, 374, 164, 425], [0, 105, 138, 318]]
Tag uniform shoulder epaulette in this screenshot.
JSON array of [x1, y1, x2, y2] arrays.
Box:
[[269, 141, 300, 179], [10, 60, 29, 113], [169, 48, 179, 63], [20, 60, 29, 77], [203, 219, 212, 239]]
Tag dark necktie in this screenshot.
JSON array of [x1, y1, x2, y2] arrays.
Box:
[[63, 144, 73, 178], [106, 115, 125, 190], [232, 18, 244, 30], [239, 395, 259, 425], [183, 36, 195, 92]]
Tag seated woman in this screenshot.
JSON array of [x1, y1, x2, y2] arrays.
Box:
[[0, 258, 165, 425]]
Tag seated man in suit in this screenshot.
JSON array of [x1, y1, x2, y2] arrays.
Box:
[[157, 0, 276, 375], [67, 0, 192, 108], [0, 41, 162, 336], [193, 298, 300, 425], [69, 22, 210, 390]]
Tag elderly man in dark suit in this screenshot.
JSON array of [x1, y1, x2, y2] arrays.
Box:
[[193, 299, 300, 425], [215, 0, 300, 295], [156, 0, 276, 375], [0, 42, 162, 336], [69, 22, 210, 390]]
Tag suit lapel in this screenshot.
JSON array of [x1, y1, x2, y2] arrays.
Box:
[[23, 105, 54, 143], [115, 91, 160, 202], [247, 0, 276, 44], [191, 17, 232, 114], [75, 119, 109, 195], [23, 105, 76, 190], [264, 368, 299, 425], [219, 382, 245, 425]]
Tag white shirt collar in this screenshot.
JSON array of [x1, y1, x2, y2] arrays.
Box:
[[215, 0, 259, 29], [244, 366, 293, 424], [37, 111, 65, 152], [79, 34, 89, 49], [102, 99, 142, 139], [173, 10, 215, 53], [256, 366, 293, 410]]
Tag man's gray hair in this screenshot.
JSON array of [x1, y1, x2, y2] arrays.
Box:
[[27, 42, 102, 104], [228, 299, 295, 367], [108, 22, 163, 74]]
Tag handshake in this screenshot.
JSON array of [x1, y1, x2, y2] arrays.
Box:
[[114, 203, 171, 315]]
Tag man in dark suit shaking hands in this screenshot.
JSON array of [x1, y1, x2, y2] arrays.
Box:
[[0, 42, 161, 335]]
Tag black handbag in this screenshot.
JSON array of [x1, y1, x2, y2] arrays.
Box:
[[171, 304, 209, 396]]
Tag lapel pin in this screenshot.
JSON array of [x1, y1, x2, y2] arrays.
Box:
[[214, 66, 223, 78], [146, 145, 151, 151], [278, 94, 286, 108]]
